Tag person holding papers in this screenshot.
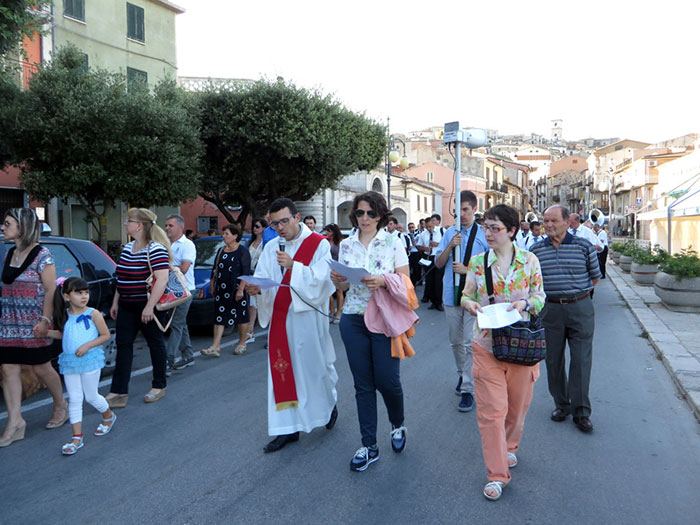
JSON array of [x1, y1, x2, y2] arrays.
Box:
[[246, 198, 338, 454], [331, 191, 410, 473], [460, 205, 546, 502]]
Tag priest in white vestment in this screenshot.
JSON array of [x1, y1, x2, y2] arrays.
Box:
[[247, 198, 338, 453]]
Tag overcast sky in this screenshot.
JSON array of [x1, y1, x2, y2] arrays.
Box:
[[175, 0, 699, 144]]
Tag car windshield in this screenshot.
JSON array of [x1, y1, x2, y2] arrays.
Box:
[[194, 239, 225, 268]]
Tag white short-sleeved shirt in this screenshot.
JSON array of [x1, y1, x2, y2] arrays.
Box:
[[170, 235, 197, 290], [338, 228, 409, 314], [417, 227, 443, 256], [596, 229, 608, 248], [568, 225, 600, 248]]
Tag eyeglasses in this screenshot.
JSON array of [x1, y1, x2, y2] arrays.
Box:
[[270, 216, 293, 228], [253, 224, 262, 229], [480, 224, 507, 234], [124, 219, 140, 225], [354, 209, 378, 219]]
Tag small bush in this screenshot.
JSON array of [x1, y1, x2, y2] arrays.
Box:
[[658, 247, 700, 280], [632, 245, 669, 265]]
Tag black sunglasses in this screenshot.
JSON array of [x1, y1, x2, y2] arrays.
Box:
[[354, 209, 378, 219]]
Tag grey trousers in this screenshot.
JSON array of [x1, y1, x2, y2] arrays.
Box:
[[166, 295, 194, 363], [445, 305, 475, 394], [541, 297, 595, 417]]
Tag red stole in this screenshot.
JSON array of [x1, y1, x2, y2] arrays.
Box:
[[269, 232, 325, 411]]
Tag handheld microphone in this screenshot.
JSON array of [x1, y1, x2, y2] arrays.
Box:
[[278, 237, 286, 274]]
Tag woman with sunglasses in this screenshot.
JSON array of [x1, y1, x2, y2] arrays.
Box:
[[331, 191, 410, 472], [246, 218, 268, 343], [460, 204, 546, 501]]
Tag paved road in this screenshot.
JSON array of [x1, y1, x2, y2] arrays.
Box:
[[3, 279, 700, 524]]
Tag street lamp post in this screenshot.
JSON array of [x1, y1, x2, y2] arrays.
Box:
[[386, 117, 409, 209]]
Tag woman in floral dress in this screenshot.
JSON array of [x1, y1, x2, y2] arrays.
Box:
[[0, 208, 66, 448]]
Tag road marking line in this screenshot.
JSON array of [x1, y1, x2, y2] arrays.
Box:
[[0, 330, 268, 421]]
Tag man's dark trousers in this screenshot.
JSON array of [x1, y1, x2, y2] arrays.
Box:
[[425, 256, 444, 308], [409, 251, 422, 286], [541, 297, 595, 417], [597, 247, 608, 278]]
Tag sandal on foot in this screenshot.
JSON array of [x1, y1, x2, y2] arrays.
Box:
[[201, 347, 220, 357], [144, 388, 166, 403], [62, 435, 84, 456], [507, 452, 517, 468], [233, 345, 246, 355], [106, 394, 128, 409], [483, 481, 505, 501], [46, 404, 69, 429], [94, 414, 117, 436]]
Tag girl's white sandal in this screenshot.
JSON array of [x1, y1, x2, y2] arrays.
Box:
[[483, 481, 505, 501], [94, 413, 117, 436]]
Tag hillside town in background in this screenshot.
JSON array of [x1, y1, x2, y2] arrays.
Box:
[[1, 0, 698, 253]]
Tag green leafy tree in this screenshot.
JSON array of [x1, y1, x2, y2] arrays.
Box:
[[0, 0, 49, 56], [198, 78, 386, 224], [0, 45, 202, 248]]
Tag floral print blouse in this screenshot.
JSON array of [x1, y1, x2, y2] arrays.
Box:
[[338, 228, 409, 314], [462, 245, 546, 350]]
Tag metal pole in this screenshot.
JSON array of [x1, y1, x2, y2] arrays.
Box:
[[453, 142, 462, 304], [386, 117, 391, 208]]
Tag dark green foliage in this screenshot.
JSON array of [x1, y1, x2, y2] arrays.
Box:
[[197, 78, 386, 224], [0, 0, 49, 56], [658, 248, 700, 280], [632, 245, 669, 265], [0, 45, 202, 247]]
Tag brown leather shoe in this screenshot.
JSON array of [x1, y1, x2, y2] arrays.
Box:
[[551, 408, 569, 422], [573, 416, 593, 433]]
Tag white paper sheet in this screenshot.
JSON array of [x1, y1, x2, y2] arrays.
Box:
[[476, 303, 522, 329], [418, 258, 433, 267], [328, 259, 372, 285], [238, 275, 281, 290]]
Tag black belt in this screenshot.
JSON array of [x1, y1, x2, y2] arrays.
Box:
[[546, 291, 591, 304]]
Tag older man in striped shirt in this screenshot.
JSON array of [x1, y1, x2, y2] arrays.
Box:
[[531, 205, 601, 433]]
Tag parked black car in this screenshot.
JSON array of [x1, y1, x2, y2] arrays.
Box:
[[187, 234, 251, 326], [0, 234, 118, 368]]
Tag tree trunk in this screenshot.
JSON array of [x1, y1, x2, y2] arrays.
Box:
[[199, 192, 236, 224], [99, 200, 113, 252]]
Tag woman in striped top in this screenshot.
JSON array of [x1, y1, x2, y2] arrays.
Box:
[[106, 208, 172, 407]]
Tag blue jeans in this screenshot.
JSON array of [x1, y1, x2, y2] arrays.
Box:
[[339, 314, 404, 447]]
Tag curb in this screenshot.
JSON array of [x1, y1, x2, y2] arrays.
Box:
[[607, 263, 700, 422]]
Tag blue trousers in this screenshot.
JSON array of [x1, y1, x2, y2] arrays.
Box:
[[339, 314, 404, 447]]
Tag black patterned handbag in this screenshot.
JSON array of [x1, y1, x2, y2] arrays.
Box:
[[484, 254, 546, 366]]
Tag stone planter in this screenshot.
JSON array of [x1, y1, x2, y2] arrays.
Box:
[[612, 251, 622, 264], [653, 271, 700, 313], [619, 254, 633, 273], [631, 262, 658, 286]]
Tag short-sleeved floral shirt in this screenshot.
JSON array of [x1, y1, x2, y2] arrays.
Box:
[[339, 229, 409, 314], [462, 245, 546, 350]]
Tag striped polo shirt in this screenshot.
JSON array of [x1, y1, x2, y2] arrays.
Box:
[[530, 233, 601, 298], [116, 241, 170, 303]]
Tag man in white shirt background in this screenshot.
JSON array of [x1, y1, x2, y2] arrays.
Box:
[[515, 220, 531, 250], [525, 221, 546, 250], [164, 214, 197, 372], [593, 224, 609, 278], [568, 213, 602, 251], [417, 214, 444, 310]]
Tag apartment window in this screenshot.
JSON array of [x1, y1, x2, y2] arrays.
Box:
[[127, 3, 145, 42], [424, 197, 428, 211], [64, 0, 85, 21], [81, 53, 89, 72], [126, 67, 148, 87], [432, 195, 436, 210], [426, 171, 434, 183], [417, 194, 420, 211]]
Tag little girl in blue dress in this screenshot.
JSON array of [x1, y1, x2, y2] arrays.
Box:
[[48, 277, 116, 455]]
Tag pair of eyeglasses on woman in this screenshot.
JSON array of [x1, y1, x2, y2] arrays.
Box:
[[480, 224, 507, 234], [354, 209, 378, 219]]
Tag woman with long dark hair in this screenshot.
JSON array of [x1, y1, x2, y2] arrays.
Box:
[[0, 208, 63, 447], [322, 223, 343, 322], [246, 217, 267, 343], [331, 192, 410, 472]]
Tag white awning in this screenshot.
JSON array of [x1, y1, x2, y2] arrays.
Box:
[[637, 190, 700, 220]]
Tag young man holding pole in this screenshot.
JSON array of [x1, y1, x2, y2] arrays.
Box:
[[435, 191, 488, 412]]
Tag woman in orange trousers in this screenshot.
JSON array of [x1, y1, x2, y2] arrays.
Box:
[[461, 205, 546, 501]]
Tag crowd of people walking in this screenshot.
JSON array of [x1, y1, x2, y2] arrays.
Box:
[[0, 192, 604, 501]]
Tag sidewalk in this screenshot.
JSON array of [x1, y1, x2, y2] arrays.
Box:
[[607, 260, 700, 421]]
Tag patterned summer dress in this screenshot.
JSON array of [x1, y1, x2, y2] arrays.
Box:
[[213, 245, 251, 326], [0, 246, 57, 365]]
